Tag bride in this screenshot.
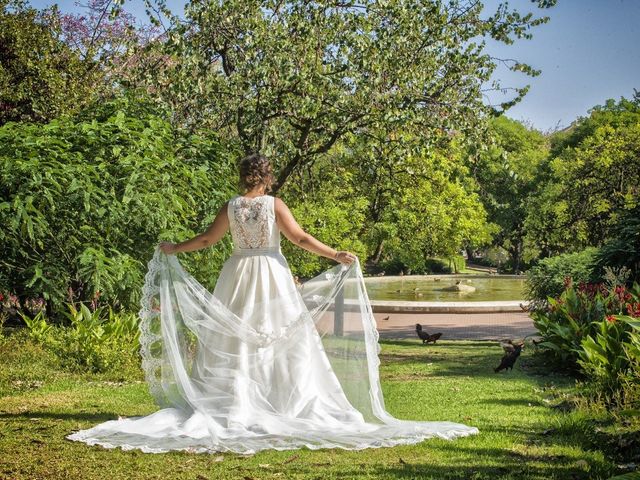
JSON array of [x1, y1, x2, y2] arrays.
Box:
[[66, 153, 478, 454]]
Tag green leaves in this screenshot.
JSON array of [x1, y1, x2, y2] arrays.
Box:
[[132, 0, 553, 191], [20, 303, 143, 372], [283, 196, 369, 278], [472, 116, 549, 272], [0, 94, 236, 316], [526, 248, 600, 305], [533, 278, 640, 407], [0, 0, 102, 125], [577, 315, 639, 403], [525, 96, 640, 259]]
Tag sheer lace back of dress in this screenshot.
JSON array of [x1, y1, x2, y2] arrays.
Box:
[[228, 195, 279, 249]]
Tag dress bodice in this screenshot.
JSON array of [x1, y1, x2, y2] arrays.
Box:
[[227, 195, 280, 250]]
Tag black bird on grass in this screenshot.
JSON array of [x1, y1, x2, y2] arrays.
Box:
[[494, 340, 524, 373], [415, 324, 443, 344]]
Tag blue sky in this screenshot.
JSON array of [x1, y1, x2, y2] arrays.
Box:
[[483, 0, 640, 131], [31, 0, 640, 132]]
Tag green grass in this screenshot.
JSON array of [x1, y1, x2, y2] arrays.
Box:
[[0, 330, 629, 479]]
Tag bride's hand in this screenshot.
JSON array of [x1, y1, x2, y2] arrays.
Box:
[[158, 241, 178, 255], [335, 251, 357, 265]]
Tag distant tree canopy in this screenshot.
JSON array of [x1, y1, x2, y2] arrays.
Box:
[[281, 129, 494, 274], [525, 94, 640, 258], [0, 0, 100, 124], [471, 116, 548, 272]]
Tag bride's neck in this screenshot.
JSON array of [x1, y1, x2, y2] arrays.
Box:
[[242, 186, 267, 197]]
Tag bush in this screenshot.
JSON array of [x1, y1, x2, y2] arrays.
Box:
[[20, 303, 143, 374], [533, 280, 640, 407], [376, 257, 405, 275], [578, 315, 640, 407], [525, 248, 599, 306], [0, 94, 236, 318], [472, 246, 510, 268], [425, 256, 466, 274], [379, 255, 466, 275], [533, 280, 640, 365]]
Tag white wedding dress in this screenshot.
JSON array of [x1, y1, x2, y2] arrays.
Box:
[[66, 194, 478, 454]]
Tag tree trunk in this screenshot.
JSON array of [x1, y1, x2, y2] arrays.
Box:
[[509, 241, 523, 274], [371, 239, 385, 264], [465, 246, 475, 263]]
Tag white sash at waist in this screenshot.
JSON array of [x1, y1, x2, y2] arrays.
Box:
[[231, 247, 283, 257]]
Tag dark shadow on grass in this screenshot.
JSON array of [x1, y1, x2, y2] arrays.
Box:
[[380, 352, 528, 380], [361, 463, 590, 480], [273, 442, 610, 480], [377, 340, 573, 384], [373, 442, 609, 479], [480, 398, 546, 407], [0, 411, 131, 422]]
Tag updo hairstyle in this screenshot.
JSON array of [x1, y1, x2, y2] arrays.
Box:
[[238, 153, 275, 193]]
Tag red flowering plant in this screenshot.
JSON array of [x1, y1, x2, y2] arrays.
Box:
[[0, 292, 20, 310], [532, 279, 640, 369], [625, 301, 640, 318], [0, 292, 21, 330]]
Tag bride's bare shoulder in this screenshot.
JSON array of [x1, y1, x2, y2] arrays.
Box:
[[273, 196, 289, 210], [273, 197, 295, 222]]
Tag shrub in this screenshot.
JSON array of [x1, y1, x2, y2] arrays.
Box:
[[379, 255, 466, 275], [533, 280, 640, 408], [425, 256, 466, 274], [0, 94, 236, 318], [20, 303, 143, 374], [578, 315, 640, 406], [532, 280, 640, 368], [525, 248, 599, 307]]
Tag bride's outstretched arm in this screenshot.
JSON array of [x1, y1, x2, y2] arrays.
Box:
[[158, 202, 230, 254], [274, 198, 356, 265]]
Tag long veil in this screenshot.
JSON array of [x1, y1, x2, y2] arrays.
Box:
[[135, 247, 478, 453]]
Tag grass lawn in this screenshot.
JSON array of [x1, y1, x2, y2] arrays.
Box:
[[0, 331, 627, 479]]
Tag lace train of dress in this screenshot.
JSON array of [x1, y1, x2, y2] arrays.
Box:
[[65, 195, 479, 454]]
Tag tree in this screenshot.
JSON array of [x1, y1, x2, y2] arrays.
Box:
[[592, 204, 640, 284], [130, 0, 555, 192], [379, 147, 493, 273], [525, 94, 640, 257], [284, 128, 494, 273], [57, 0, 160, 90], [0, 0, 162, 126], [0, 0, 100, 124], [471, 116, 548, 272]]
